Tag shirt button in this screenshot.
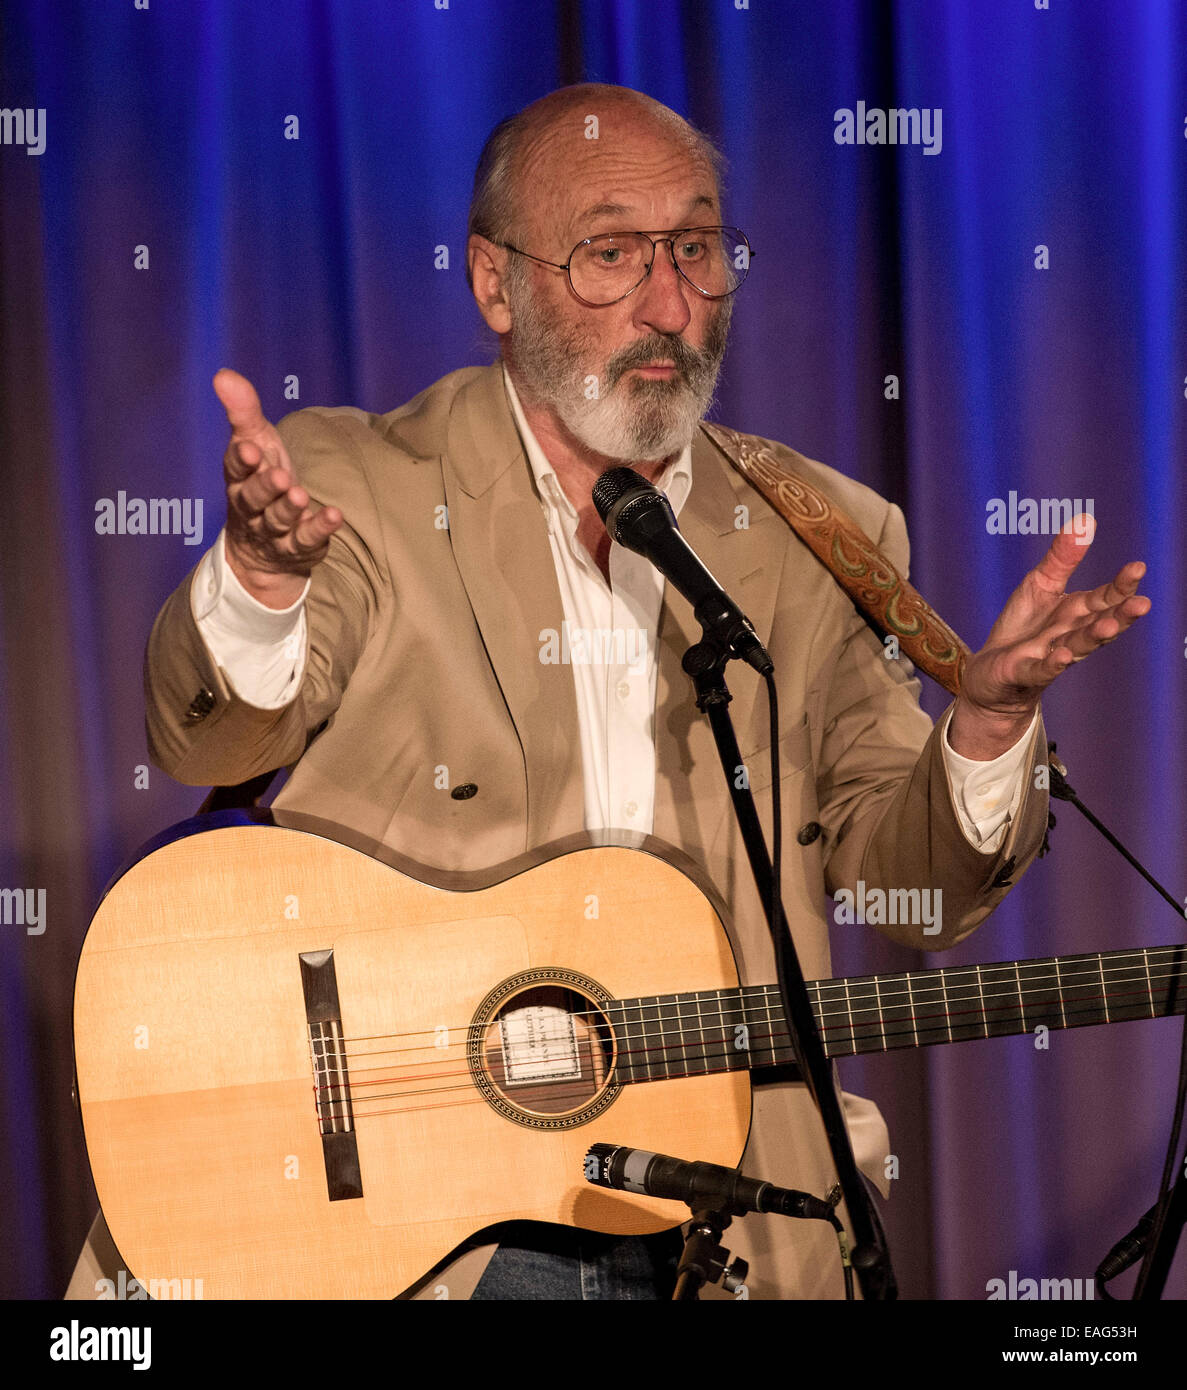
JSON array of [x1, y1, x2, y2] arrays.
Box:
[[797, 821, 822, 846], [624, 800, 638, 818], [616, 681, 630, 700]]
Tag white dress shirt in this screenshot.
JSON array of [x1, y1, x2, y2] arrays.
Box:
[[192, 365, 1033, 851]]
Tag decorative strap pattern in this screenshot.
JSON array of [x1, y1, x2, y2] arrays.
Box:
[[701, 421, 970, 696]]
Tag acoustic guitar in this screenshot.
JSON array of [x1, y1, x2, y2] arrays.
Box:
[[73, 809, 1185, 1298]]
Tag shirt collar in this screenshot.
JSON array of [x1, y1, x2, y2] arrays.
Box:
[[501, 361, 693, 527]]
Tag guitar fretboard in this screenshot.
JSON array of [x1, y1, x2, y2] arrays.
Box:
[[611, 944, 1187, 1084]]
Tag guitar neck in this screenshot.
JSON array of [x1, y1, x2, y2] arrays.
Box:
[[611, 944, 1187, 1084]]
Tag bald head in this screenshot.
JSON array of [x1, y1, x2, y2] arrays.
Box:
[[466, 84, 725, 284]]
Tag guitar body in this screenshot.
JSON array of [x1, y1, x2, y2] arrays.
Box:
[[74, 816, 750, 1299]]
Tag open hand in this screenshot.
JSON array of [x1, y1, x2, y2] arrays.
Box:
[[950, 516, 1150, 758], [214, 368, 344, 609]]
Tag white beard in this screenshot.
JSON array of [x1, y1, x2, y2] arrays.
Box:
[[504, 267, 731, 464], [551, 375, 708, 462]]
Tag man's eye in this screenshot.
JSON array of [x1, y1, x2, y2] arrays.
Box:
[[678, 239, 707, 260], [598, 247, 622, 265]]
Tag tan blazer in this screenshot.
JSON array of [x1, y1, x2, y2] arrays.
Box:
[[72, 361, 1047, 1301]]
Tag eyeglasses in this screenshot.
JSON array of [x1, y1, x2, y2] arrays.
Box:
[[494, 226, 754, 307]]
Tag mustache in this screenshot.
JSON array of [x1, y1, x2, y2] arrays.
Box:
[[605, 332, 719, 389]]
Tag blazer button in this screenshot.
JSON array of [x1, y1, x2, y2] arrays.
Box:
[[185, 687, 215, 722], [451, 783, 478, 801], [797, 821, 822, 845], [990, 855, 1017, 889]]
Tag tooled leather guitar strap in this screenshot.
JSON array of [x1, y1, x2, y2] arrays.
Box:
[[700, 421, 971, 698]]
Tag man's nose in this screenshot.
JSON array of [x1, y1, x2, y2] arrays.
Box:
[[631, 239, 693, 335]]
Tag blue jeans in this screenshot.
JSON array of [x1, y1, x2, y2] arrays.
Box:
[[470, 1222, 684, 1301]]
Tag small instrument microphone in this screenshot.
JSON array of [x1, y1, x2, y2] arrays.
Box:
[[585, 1142, 837, 1220]]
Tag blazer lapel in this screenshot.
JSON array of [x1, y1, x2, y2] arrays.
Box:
[[442, 364, 586, 845]]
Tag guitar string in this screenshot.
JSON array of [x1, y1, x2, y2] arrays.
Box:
[[311, 977, 1186, 1118], [319, 954, 1186, 1055], [326, 965, 1185, 1082], [327, 948, 1185, 1048], [329, 979, 1174, 1118], [323, 968, 1186, 1089], [306, 971, 1184, 1108]]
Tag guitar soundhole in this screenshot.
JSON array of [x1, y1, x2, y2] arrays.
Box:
[[469, 970, 621, 1130]]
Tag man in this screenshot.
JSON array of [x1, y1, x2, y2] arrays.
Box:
[[69, 83, 1147, 1301]]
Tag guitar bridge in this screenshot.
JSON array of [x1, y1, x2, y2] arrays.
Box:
[[300, 949, 363, 1201]]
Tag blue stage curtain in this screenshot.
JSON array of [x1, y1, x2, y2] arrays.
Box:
[[0, 0, 1182, 1299]]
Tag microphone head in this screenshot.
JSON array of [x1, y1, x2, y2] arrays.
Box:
[[593, 466, 676, 548], [592, 466, 650, 524]]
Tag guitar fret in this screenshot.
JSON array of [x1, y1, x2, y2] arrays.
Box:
[[906, 966, 946, 1048], [975, 964, 987, 1038], [979, 962, 1023, 1038], [1058, 955, 1106, 1029], [1099, 954, 1110, 1025], [806, 984, 828, 1056], [845, 974, 881, 1055], [1014, 959, 1026, 1034], [811, 983, 842, 1058], [719, 988, 742, 1073], [649, 996, 665, 1080], [1051, 957, 1068, 1029], [871, 973, 887, 1052], [1143, 950, 1156, 1019], [673, 990, 686, 1077], [720, 990, 741, 1066], [618, 999, 637, 1084], [692, 989, 707, 1074], [940, 967, 985, 1045], [905, 971, 919, 1049], [876, 971, 916, 1053]]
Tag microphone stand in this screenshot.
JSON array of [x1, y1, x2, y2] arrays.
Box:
[[1047, 750, 1187, 1300], [680, 630, 896, 1301]]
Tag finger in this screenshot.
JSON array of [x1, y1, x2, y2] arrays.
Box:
[[1030, 513, 1097, 594], [257, 486, 310, 538], [292, 506, 343, 553], [1043, 595, 1150, 664], [214, 368, 270, 439], [224, 436, 272, 483], [235, 463, 296, 518], [1009, 646, 1074, 690], [1083, 560, 1147, 612], [1056, 614, 1122, 659]]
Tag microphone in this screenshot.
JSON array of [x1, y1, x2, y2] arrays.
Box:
[[592, 467, 773, 675], [585, 1142, 837, 1221]]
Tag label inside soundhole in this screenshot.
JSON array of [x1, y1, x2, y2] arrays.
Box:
[[483, 984, 614, 1118]]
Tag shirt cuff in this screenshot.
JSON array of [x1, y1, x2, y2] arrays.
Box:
[[940, 705, 1038, 854], [189, 530, 309, 709]]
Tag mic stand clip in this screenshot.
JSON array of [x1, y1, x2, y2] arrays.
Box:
[[674, 1204, 749, 1302]]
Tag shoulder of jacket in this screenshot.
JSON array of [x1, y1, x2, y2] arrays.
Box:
[[276, 366, 490, 462]]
